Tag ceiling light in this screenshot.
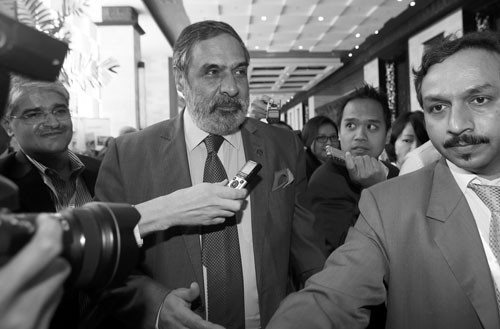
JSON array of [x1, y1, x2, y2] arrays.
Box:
[[255, 46, 259, 50], [261, 16, 267, 21], [355, 45, 359, 49], [410, 1, 416, 6], [355, 33, 361, 38], [374, 30, 379, 34], [318, 16, 324, 22], [397, 0, 402, 2], [348, 53, 353, 57], [298, 45, 303, 50]]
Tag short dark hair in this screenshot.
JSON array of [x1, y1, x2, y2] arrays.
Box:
[[301, 115, 338, 149], [338, 84, 391, 131], [386, 111, 429, 163], [413, 31, 500, 107], [172, 20, 250, 84]]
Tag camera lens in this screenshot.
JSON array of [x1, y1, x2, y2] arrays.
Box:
[[0, 202, 140, 291]]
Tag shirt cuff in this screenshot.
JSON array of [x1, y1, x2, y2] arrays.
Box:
[[133, 224, 144, 247]]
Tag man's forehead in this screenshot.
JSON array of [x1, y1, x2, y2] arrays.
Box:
[[190, 35, 247, 65], [421, 48, 500, 98], [14, 89, 67, 111], [343, 99, 384, 120]]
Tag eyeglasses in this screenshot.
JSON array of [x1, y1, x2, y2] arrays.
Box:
[[315, 135, 339, 144], [9, 108, 72, 125]]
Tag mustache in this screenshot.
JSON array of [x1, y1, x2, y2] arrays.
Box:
[[209, 94, 245, 113], [443, 134, 489, 148]]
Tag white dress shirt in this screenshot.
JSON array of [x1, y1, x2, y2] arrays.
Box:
[[447, 160, 500, 291], [184, 110, 260, 328]]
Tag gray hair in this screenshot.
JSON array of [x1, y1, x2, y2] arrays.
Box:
[[5, 74, 69, 118], [172, 20, 250, 84]]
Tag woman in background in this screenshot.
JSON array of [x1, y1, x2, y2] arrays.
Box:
[[301, 116, 339, 180], [386, 111, 429, 168]]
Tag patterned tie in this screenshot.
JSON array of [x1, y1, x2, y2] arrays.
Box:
[[201, 135, 245, 328], [468, 182, 500, 309]]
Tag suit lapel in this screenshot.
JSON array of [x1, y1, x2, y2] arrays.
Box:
[[12, 152, 55, 212], [430, 159, 500, 329], [241, 120, 268, 290], [161, 112, 204, 294]]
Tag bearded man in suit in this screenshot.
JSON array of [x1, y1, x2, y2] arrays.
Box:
[[94, 20, 325, 329], [267, 31, 500, 329]]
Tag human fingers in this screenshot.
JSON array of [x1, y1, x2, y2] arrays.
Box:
[[344, 152, 355, 171], [249, 99, 267, 119], [3, 214, 65, 289]]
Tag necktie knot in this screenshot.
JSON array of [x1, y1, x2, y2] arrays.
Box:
[[468, 182, 500, 212], [204, 135, 224, 154]]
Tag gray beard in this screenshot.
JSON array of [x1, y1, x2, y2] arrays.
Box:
[[185, 95, 248, 136]]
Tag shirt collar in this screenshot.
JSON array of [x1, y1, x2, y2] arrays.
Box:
[[447, 159, 500, 191], [183, 109, 241, 151], [24, 149, 85, 178]]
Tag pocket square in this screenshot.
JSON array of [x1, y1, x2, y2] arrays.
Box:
[[272, 168, 295, 191]]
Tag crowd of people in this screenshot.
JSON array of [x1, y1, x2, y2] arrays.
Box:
[[1, 18, 500, 329]]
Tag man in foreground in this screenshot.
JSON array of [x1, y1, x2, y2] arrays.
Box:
[[267, 31, 500, 329], [95, 20, 325, 329]]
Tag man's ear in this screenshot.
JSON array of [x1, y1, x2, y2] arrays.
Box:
[[176, 75, 186, 97], [1, 118, 13, 137]]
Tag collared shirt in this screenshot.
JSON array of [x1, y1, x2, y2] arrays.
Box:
[[447, 160, 500, 291], [184, 109, 260, 329], [24, 150, 93, 211]]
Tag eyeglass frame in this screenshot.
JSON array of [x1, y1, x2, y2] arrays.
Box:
[[8, 107, 72, 125], [314, 135, 339, 144]]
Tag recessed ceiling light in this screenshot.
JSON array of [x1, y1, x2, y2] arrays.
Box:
[[355, 45, 359, 49], [374, 30, 379, 34], [255, 46, 259, 49], [397, 0, 402, 2], [348, 53, 353, 57], [355, 33, 361, 38], [298, 45, 303, 50], [318, 16, 324, 22], [261, 16, 267, 21], [410, 1, 416, 6]]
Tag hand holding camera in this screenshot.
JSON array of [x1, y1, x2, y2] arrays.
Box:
[[0, 213, 70, 329]]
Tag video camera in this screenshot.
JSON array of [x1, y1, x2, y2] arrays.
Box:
[[0, 11, 140, 291]]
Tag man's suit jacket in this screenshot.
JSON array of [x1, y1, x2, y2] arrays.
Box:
[[0, 151, 100, 212], [267, 158, 500, 329], [306, 160, 399, 254], [94, 114, 326, 329]]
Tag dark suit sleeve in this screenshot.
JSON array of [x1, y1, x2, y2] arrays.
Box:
[[289, 135, 327, 283], [307, 164, 360, 254], [94, 139, 170, 329], [267, 189, 389, 329]]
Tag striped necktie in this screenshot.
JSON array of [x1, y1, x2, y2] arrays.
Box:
[[468, 182, 500, 310], [201, 134, 245, 328]]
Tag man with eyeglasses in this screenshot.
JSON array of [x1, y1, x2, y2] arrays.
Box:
[[0, 75, 99, 214], [0, 74, 100, 328]]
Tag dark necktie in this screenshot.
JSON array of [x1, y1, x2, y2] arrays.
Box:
[[468, 182, 500, 309], [201, 135, 245, 328]]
